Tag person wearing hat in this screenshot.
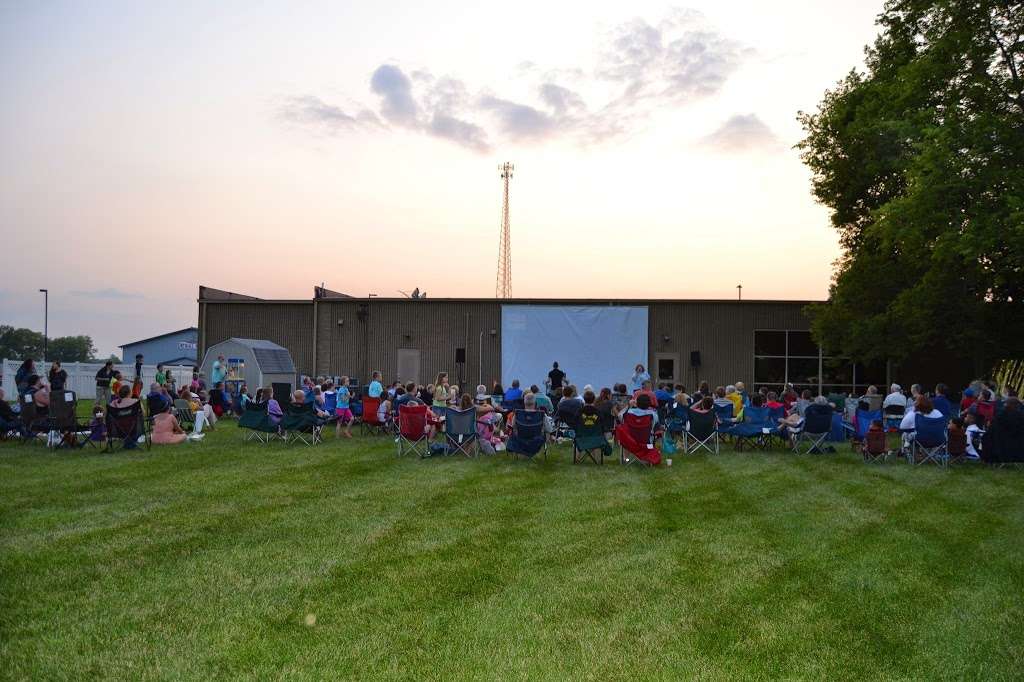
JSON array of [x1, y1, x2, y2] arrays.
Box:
[[960, 387, 977, 414]]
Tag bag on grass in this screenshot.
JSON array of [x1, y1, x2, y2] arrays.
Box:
[[661, 430, 677, 455]]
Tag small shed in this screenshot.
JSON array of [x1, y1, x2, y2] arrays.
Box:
[[199, 338, 296, 395]]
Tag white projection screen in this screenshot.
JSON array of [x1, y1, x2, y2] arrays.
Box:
[[501, 305, 649, 390]]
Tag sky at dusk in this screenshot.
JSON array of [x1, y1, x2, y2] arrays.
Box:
[[0, 1, 885, 357]]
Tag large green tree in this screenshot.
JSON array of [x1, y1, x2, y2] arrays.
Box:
[[47, 336, 97, 363], [0, 326, 45, 362], [798, 0, 1024, 369]]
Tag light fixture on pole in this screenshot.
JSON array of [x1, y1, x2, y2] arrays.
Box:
[[737, 284, 742, 301], [39, 289, 48, 361]]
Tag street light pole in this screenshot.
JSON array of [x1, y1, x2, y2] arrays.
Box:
[[39, 289, 48, 361]]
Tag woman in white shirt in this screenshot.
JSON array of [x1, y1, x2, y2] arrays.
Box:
[[900, 395, 943, 430]]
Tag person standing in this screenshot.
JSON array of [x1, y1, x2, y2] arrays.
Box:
[[134, 353, 144, 382], [155, 364, 167, 386], [630, 364, 650, 393], [48, 361, 68, 392], [14, 359, 35, 397], [211, 355, 227, 385], [95, 360, 115, 409], [547, 362, 565, 392]]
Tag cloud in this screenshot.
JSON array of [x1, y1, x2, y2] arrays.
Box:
[[478, 96, 557, 140], [281, 8, 754, 152], [370, 64, 419, 126], [70, 288, 144, 300], [278, 95, 364, 132], [427, 113, 490, 152], [700, 114, 781, 152]]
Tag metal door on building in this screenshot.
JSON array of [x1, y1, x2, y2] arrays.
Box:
[[396, 348, 421, 384]]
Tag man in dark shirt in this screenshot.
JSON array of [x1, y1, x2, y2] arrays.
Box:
[[134, 354, 144, 382], [95, 361, 115, 410], [547, 362, 565, 389]]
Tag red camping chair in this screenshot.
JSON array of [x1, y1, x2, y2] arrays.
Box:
[[360, 396, 387, 436], [615, 412, 660, 467], [396, 404, 429, 457]]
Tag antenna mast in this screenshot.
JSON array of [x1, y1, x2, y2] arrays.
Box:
[[496, 162, 514, 298]]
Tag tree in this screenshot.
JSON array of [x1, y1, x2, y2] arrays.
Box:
[[47, 335, 97, 363], [0, 325, 45, 361], [798, 0, 1024, 370]]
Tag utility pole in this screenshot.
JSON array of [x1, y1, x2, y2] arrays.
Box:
[[496, 162, 514, 298], [39, 288, 48, 361], [737, 284, 742, 301]]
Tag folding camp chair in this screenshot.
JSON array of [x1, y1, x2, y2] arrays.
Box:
[[106, 401, 149, 452], [18, 394, 49, 445], [554, 400, 580, 441], [444, 407, 478, 458], [281, 403, 323, 445], [845, 408, 882, 443], [792, 407, 833, 455], [685, 409, 719, 455], [396, 404, 429, 458], [882, 404, 905, 432], [360, 397, 388, 436], [616, 412, 659, 467], [766, 405, 787, 448], [48, 390, 90, 449], [912, 414, 948, 467], [713, 402, 735, 442], [730, 406, 774, 451], [507, 410, 548, 460], [860, 429, 888, 463], [573, 410, 610, 464], [947, 430, 968, 465], [665, 401, 689, 450], [173, 399, 195, 431], [238, 402, 280, 443]]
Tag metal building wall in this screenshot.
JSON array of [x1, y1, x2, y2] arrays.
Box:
[[648, 301, 811, 389], [199, 301, 314, 375], [315, 299, 502, 389], [200, 297, 812, 388]]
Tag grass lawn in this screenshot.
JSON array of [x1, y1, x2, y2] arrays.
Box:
[[1, 413, 1023, 679]]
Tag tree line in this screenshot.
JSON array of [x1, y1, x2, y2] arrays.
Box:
[[0, 326, 117, 363]]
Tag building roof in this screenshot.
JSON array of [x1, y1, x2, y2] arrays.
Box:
[[120, 327, 198, 350]]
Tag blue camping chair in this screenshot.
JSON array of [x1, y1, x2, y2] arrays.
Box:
[[729, 406, 775, 451], [444, 407, 478, 458], [767, 405, 787, 447], [791, 405, 833, 454], [666, 401, 689, 448], [686, 409, 718, 454], [912, 414, 948, 467], [845, 408, 882, 442], [507, 409, 548, 460]]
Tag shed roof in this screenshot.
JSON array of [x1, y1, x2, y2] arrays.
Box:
[[216, 338, 296, 374]]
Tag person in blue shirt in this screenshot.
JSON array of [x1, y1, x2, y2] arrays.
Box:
[[932, 383, 953, 417], [211, 355, 227, 384], [504, 379, 524, 403], [654, 383, 674, 405], [335, 376, 353, 438], [368, 371, 383, 399]]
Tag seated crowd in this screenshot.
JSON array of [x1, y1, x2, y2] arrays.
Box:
[[5, 359, 1022, 463]]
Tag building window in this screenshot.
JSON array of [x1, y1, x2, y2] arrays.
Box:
[[753, 330, 880, 395]]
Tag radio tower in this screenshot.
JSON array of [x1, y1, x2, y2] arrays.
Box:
[[496, 162, 514, 298]]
